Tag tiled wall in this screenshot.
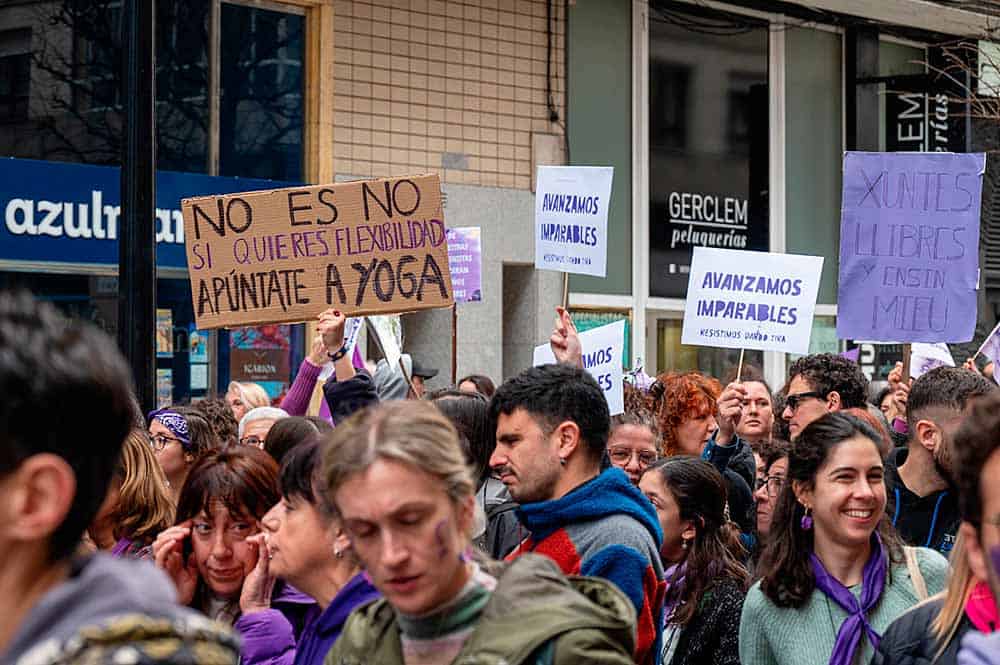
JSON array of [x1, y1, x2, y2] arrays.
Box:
[[332, 0, 566, 189]]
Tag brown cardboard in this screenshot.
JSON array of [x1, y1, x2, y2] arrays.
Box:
[[182, 174, 453, 329]]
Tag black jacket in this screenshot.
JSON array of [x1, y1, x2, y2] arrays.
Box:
[[667, 578, 745, 665], [322, 370, 379, 424], [871, 597, 970, 665], [884, 447, 960, 557]]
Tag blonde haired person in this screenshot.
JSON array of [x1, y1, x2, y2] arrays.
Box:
[[873, 520, 998, 664], [321, 400, 637, 665], [227, 381, 271, 422], [88, 429, 175, 559]]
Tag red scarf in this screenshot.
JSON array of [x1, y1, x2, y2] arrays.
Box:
[[965, 581, 999, 633]]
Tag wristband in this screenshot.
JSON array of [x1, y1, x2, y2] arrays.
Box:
[[327, 344, 348, 362]]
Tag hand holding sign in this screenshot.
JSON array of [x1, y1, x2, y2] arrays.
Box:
[[716, 382, 747, 445], [550, 306, 583, 368], [534, 319, 626, 415], [318, 308, 347, 351]]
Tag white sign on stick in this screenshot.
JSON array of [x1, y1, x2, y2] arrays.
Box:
[[533, 319, 625, 416], [534, 166, 613, 278], [681, 247, 824, 355]]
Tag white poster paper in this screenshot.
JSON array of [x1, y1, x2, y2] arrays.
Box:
[[533, 319, 625, 416], [367, 315, 403, 369], [910, 342, 955, 379], [681, 247, 824, 355], [534, 165, 613, 278]]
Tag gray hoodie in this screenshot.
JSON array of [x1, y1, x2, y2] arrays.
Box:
[[4, 553, 239, 665]]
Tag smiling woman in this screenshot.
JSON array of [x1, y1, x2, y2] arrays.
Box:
[[739, 413, 949, 665]]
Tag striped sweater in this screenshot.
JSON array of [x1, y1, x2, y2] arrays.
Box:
[[508, 467, 667, 665]]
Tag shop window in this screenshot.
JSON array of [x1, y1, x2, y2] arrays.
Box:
[[0, 29, 31, 123], [655, 318, 763, 379], [650, 62, 689, 151], [648, 4, 769, 299], [220, 3, 304, 182]]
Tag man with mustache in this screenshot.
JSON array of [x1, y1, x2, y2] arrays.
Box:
[[884, 366, 995, 556]]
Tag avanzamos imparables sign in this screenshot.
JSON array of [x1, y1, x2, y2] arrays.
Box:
[[182, 174, 453, 329]]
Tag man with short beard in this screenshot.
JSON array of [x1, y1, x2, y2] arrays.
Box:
[[884, 366, 995, 557], [489, 362, 666, 665]]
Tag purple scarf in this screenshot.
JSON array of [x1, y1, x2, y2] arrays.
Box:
[[147, 408, 192, 450], [810, 533, 888, 665]]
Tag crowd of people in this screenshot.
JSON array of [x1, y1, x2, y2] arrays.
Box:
[[3, 291, 1000, 665]]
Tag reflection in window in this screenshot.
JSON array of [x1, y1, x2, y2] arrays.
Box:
[[650, 62, 689, 151], [725, 72, 764, 156], [0, 29, 31, 123], [220, 4, 304, 182]]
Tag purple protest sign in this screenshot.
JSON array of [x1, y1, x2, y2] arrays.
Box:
[[837, 151, 985, 343], [446, 227, 483, 304]]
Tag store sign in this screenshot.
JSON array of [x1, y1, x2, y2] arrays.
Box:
[[886, 49, 967, 154], [837, 151, 984, 343], [183, 175, 454, 329], [651, 187, 769, 297], [0, 157, 286, 270]]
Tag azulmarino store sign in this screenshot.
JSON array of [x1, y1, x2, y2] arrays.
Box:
[[0, 157, 287, 270]]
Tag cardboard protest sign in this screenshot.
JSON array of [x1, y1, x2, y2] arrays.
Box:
[[182, 175, 453, 329], [681, 247, 824, 355], [836, 152, 985, 343], [533, 319, 626, 416], [534, 166, 613, 277], [447, 227, 482, 303]]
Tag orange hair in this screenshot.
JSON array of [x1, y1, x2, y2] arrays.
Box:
[[652, 372, 721, 456]]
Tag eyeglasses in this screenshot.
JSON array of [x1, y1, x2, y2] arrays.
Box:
[[608, 448, 658, 467], [754, 474, 786, 498], [784, 391, 824, 412], [240, 435, 264, 448], [148, 433, 181, 451]]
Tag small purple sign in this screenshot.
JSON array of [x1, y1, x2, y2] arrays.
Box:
[[447, 227, 483, 304], [837, 151, 985, 343]]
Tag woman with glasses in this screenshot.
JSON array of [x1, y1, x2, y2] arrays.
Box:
[[148, 406, 220, 502], [608, 384, 662, 485], [87, 429, 175, 560], [152, 446, 318, 665], [739, 413, 948, 665], [750, 438, 790, 571], [638, 457, 748, 665]]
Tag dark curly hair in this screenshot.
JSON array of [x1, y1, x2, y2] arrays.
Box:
[[953, 390, 1000, 526], [757, 412, 903, 607], [191, 397, 239, 447], [651, 372, 721, 456], [786, 353, 868, 409]]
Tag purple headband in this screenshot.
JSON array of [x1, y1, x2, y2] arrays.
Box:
[[148, 408, 192, 450]]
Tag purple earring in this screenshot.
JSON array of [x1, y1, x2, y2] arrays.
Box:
[[800, 506, 813, 531]]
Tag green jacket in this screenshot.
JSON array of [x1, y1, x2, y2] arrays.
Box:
[[323, 553, 637, 665]]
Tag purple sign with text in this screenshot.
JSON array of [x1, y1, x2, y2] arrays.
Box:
[[447, 227, 482, 304], [837, 151, 985, 343]]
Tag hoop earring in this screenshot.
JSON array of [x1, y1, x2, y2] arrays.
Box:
[[800, 506, 813, 531]]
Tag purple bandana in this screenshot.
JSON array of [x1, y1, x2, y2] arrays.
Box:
[[147, 408, 192, 450], [810, 533, 888, 665]]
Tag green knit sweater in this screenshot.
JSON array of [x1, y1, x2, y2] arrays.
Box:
[[738, 547, 948, 665]]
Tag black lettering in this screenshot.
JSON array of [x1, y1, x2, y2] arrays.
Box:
[[287, 191, 313, 226], [391, 178, 421, 215], [326, 264, 347, 305], [397, 255, 417, 297], [373, 260, 396, 302], [226, 197, 253, 233], [238, 272, 259, 310], [317, 188, 339, 224], [192, 201, 225, 240], [351, 259, 378, 306], [416, 254, 449, 301], [292, 268, 309, 305], [362, 182, 393, 221], [197, 279, 215, 316]]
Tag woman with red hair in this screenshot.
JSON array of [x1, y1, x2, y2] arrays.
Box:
[[652, 372, 755, 535]]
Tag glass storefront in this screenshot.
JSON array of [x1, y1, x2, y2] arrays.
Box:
[[0, 0, 308, 403]]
